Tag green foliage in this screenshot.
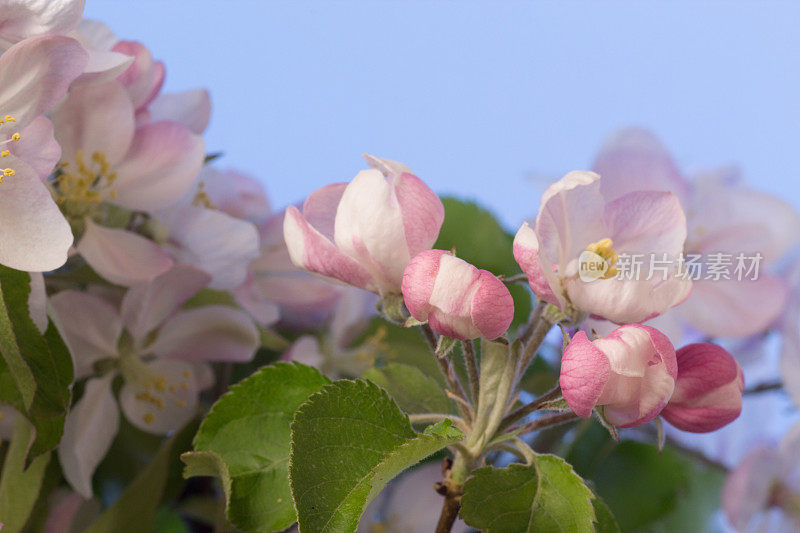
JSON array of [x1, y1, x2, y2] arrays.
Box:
[[460, 455, 597, 533], [184, 362, 331, 532], [363, 362, 453, 414], [0, 266, 73, 463], [289, 379, 463, 533], [0, 415, 52, 533], [84, 423, 195, 533], [434, 197, 532, 327]]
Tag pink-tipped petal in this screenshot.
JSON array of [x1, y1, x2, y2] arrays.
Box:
[[197, 166, 270, 222], [283, 205, 374, 290], [394, 172, 445, 256], [592, 128, 689, 203], [112, 121, 205, 211], [0, 156, 73, 271], [661, 343, 744, 433], [471, 270, 514, 340], [112, 40, 165, 111], [512, 222, 562, 307], [120, 265, 211, 342], [302, 183, 347, 241], [560, 331, 611, 418], [425, 253, 483, 340], [77, 220, 173, 287], [401, 249, 447, 322], [147, 89, 211, 134], [0, 35, 87, 126], [149, 306, 259, 363]]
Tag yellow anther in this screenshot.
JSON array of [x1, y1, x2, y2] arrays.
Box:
[[143, 413, 155, 425], [1, 150, 8, 158], [154, 375, 167, 392], [180, 382, 189, 390], [585, 238, 619, 279], [181, 370, 191, 378], [3, 168, 14, 176], [3, 116, 15, 123], [11, 133, 19, 142], [175, 400, 187, 407]]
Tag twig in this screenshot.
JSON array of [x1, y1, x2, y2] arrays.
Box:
[[419, 325, 472, 421], [744, 380, 782, 395], [519, 319, 553, 372], [462, 340, 480, 403], [498, 385, 561, 431], [511, 411, 579, 436], [517, 300, 546, 344]]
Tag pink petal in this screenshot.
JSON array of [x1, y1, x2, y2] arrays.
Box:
[[9, 116, 60, 179], [302, 183, 347, 240], [592, 128, 689, 203], [282, 336, 325, 369], [120, 265, 211, 342], [721, 446, 782, 530], [113, 121, 205, 211], [58, 374, 119, 498], [425, 253, 483, 340], [560, 330, 611, 418], [512, 222, 562, 307], [112, 40, 165, 111], [679, 276, 788, 338], [0, 156, 73, 271], [147, 89, 211, 134], [51, 80, 135, 168], [471, 270, 514, 340], [283, 205, 375, 291], [72, 20, 132, 83], [661, 343, 743, 433], [605, 190, 687, 255], [0, 35, 87, 127], [77, 220, 173, 287], [333, 169, 413, 293], [0, 0, 84, 43], [394, 172, 445, 256], [118, 359, 198, 435], [401, 249, 447, 322], [42, 489, 84, 533], [149, 306, 259, 363], [158, 205, 259, 290], [197, 166, 270, 222], [49, 290, 122, 378], [362, 153, 413, 177]]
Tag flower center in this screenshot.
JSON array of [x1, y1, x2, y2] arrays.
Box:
[[0, 115, 21, 182], [192, 182, 215, 208], [585, 238, 619, 279], [55, 150, 118, 207]]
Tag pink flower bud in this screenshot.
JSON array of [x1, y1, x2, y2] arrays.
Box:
[[660, 343, 744, 433], [560, 324, 677, 428], [401, 250, 514, 340], [284, 155, 444, 295]]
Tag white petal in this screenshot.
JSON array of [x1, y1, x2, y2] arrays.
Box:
[[118, 359, 198, 434], [58, 374, 119, 499], [49, 290, 121, 378], [147, 89, 211, 134], [28, 271, 47, 333], [0, 156, 73, 271], [0, 0, 84, 43], [77, 220, 173, 287]]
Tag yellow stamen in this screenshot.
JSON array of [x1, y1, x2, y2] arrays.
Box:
[[143, 413, 155, 425], [585, 238, 619, 279], [54, 150, 118, 206], [1, 150, 9, 157]]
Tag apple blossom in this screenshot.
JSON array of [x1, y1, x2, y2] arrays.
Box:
[[513, 170, 691, 324], [402, 249, 514, 340], [0, 35, 87, 271], [284, 154, 444, 295], [722, 422, 800, 531], [660, 343, 744, 433], [593, 128, 800, 338], [50, 80, 205, 285], [560, 324, 678, 428], [51, 266, 259, 497]]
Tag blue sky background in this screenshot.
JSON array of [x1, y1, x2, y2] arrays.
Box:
[[85, 0, 800, 230]]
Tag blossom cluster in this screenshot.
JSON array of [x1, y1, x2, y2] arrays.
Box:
[[1, 2, 799, 531]]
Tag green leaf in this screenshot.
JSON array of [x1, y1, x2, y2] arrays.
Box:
[[84, 423, 194, 533], [0, 415, 52, 533], [593, 496, 621, 533], [185, 362, 331, 532], [0, 266, 73, 462], [434, 197, 532, 327], [460, 455, 597, 533], [363, 362, 453, 415], [290, 379, 463, 533]]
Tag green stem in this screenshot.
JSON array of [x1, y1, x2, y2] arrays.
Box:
[[512, 437, 537, 464], [519, 318, 553, 373], [461, 340, 480, 404], [498, 385, 561, 432], [419, 325, 472, 421], [509, 411, 579, 437]]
